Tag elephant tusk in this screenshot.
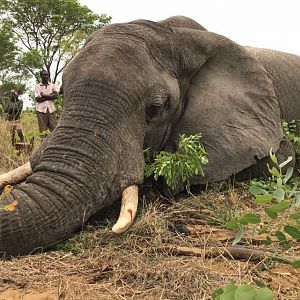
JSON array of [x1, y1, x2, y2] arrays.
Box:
[[112, 185, 139, 234], [0, 162, 32, 188]]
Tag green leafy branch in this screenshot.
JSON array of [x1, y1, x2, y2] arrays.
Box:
[[225, 149, 300, 267], [282, 119, 300, 154], [144, 133, 208, 191]]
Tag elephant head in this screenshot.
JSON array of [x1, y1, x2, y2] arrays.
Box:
[[1, 16, 300, 256]]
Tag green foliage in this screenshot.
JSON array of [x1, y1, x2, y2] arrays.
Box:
[[0, 0, 111, 82], [54, 94, 63, 119], [144, 133, 208, 191], [19, 49, 44, 71], [212, 283, 273, 300], [282, 119, 300, 154], [225, 150, 300, 253], [0, 21, 19, 74], [0, 79, 26, 97]]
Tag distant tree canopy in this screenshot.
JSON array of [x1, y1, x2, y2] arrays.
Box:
[[0, 22, 18, 74], [0, 21, 23, 98], [0, 0, 111, 84]]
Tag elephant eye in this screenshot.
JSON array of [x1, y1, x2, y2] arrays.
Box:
[[146, 103, 163, 123], [146, 96, 171, 123]]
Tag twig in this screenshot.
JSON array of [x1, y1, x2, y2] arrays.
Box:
[[162, 245, 299, 263]]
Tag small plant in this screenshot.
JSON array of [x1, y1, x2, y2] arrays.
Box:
[[212, 283, 273, 300], [55, 94, 64, 119], [225, 149, 300, 250], [144, 133, 208, 191], [282, 119, 300, 154]]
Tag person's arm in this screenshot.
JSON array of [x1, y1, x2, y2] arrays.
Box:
[[41, 91, 58, 100], [35, 85, 47, 103], [38, 84, 58, 101]]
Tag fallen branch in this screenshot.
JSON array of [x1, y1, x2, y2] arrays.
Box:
[[172, 224, 280, 244], [162, 245, 299, 263]]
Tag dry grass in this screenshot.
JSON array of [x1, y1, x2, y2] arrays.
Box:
[[0, 116, 300, 299], [0, 112, 40, 173]]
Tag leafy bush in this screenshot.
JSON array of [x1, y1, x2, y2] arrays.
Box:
[[55, 94, 64, 119], [144, 133, 208, 191], [212, 283, 273, 300], [282, 119, 300, 154], [225, 149, 300, 267], [225, 150, 300, 244]]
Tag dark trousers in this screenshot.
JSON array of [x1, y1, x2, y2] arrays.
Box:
[[36, 109, 57, 133]]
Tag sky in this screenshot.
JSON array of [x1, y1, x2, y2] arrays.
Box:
[[78, 0, 300, 55]]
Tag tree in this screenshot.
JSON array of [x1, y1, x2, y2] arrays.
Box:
[[0, 22, 18, 74], [0, 0, 111, 83], [0, 21, 26, 99]]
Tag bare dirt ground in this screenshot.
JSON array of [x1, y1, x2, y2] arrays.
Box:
[[0, 185, 300, 300]]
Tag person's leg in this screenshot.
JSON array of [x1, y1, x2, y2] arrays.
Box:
[[17, 129, 25, 143], [48, 112, 57, 132], [10, 123, 16, 146], [14, 120, 24, 143], [36, 111, 48, 133]]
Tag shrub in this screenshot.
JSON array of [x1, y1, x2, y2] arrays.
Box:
[[144, 133, 208, 191]]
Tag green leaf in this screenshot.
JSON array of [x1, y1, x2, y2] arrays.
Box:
[[276, 177, 283, 187], [258, 224, 270, 234], [232, 229, 244, 245], [279, 156, 293, 169], [233, 284, 256, 300], [269, 149, 278, 165], [262, 236, 273, 245], [269, 201, 290, 213], [288, 182, 298, 198], [255, 287, 274, 300], [268, 166, 280, 177], [291, 260, 300, 268], [264, 208, 278, 219], [254, 194, 274, 204], [289, 211, 300, 220], [283, 167, 293, 184], [220, 284, 237, 300], [225, 219, 239, 230], [249, 185, 265, 196], [295, 194, 300, 207], [272, 188, 285, 201], [275, 230, 286, 242], [240, 213, 261, 224], [284, 225, 300, 239]]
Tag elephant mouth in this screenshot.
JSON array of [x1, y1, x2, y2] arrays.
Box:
[[0, 162, 139, 234]]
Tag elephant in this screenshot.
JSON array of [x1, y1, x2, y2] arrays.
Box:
[[1, 16, 300, 256]]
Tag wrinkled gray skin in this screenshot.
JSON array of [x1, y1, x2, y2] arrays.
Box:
[[1, 16, 300, 256]]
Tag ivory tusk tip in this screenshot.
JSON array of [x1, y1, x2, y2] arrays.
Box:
[[112, 184, 139, 234], [112, 219, 133, 234]]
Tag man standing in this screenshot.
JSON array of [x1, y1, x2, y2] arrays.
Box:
[[1, 90, 25, 145], [35, 69, 58, 133]]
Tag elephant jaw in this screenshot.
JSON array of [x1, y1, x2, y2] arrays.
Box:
[[112, 185, 139, 234], [0, 162, 32, 188]]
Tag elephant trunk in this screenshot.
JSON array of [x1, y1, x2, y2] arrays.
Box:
[[0, 88, 145, 256], [0, 156, 106, 256]]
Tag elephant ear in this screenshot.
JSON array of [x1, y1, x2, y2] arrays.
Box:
[[167, 29, 283, 183]]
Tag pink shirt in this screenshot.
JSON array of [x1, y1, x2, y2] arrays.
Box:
[[35, 83, 57, 113]]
